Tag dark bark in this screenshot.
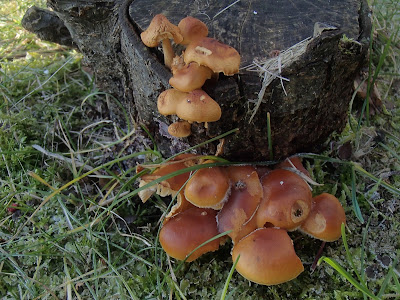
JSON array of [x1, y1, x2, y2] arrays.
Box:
[[23, 0, 371, 161]]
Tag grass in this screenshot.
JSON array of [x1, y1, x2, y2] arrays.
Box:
[[1, 0, 399, 299]]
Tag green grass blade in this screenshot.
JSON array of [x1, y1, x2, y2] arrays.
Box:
[[220, 254, 240, 300], [351, 166, 364, 223]]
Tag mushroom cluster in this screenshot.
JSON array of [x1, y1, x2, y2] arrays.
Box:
[[137, 155, 346, 285], [140, 15, 240, 138]]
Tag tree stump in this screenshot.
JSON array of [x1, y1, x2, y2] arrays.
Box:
[[25, 0, 371, 161]]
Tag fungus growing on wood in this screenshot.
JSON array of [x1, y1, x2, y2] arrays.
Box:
[[178, 16, 208, 45], [256, 169, 312, 230], [140, 14, 183, 69], [184, 160, 230, 209], [231, 228, 304, 285], [217, 166, 262, 243], [167, 120, 191, 138], [157, 88, 187, 116], [159, 207, 221, 262], [300, 193, 346, 241], [184, 37, 240, 75], [169, 62, 213, 92], [176, 89, 222, 126]]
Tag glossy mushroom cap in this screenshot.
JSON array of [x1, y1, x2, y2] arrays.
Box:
[[178, 16, 208, 45], [300, 193, 346, 242], [276, 156, 310, 178], [184, 37, 240, 75], [159, 207, 221, 262], [169, 62, 213, 92], [232, 228, 304, 285], [157, 88, 187, 116], [217, 166, 263, 243], [176, 89, 221, 123], [137, 154, 198, 202], [168, 121, 191, 138], [184, 161, 230, 209], [256, 169, 312, 231]]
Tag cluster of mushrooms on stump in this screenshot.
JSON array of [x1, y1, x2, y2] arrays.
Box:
[[140, 14, 240, 138], [138, 15, 346, 285]]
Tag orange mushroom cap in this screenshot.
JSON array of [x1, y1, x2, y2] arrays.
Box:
[[159, 207, 221, 262], [276, 155, 310, 178], [256, 169, 312, 230], [178, 16, 208, 45], [175, 89, 221, 123], [217, 166, 263, 243], [167, 121, 191, 138], [169, 62, 213, 92], [184, 161, 230, 209], [300, 193, 346, 242], [232, 228, 304, 285], [157, 88, 187, 116], [184, 37, 240, 75]]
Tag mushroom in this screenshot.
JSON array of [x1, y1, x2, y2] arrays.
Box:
[[157, 88, 188, 116], [256, 169, 312, 231], [169, 62, 213, 92], [184, 160, 230, 209], [231, 228, 304, 285], [176, 89, 222, 127], [300, 193, 346, 242], [217, 166, 263, 243], [276, 155, 310, 178], [167, 120, 191, 138], [183, 37, 240, 76], [159, 207, 222, 262], [140, 14, 183, 69], [178, 16, 208, 45], [137, 153, 199, 202]]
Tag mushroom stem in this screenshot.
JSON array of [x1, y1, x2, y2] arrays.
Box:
[[162, 38, 174, 69]]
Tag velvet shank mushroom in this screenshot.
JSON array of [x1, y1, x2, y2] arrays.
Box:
[[178, 16, 208, 45], [157, 88, 187, 116], [256, 169, 312, 231], [300, 193, 346, 242], [169, 62, 213, 92], [140, 14, 183, 69], [167, 120, 191, 138], [159, 207, 221, 262], [232, 228, 304, 285], [184, 37, 240, 75], [184, 160, 230, 209]]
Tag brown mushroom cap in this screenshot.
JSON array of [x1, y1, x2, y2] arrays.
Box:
[[169, 62, 213, 92], [157, 88, 188, 116], [159, 207, 221, 262], [184, 161, 230, 209], [183, 37, 240, 75], [175, 89, 221, 123], [140, 14, 183, 69], [232, 228, 304, 285], [168, 121, 191, 138], [276, 156, 311, 178], [217, 166, 263, 243], [256, 169, 312, 231], [300, 193, 346, 242], [140, 14, 183, 47], [178, 16, 208, 45]]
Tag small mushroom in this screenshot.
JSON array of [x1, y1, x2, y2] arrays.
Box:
[[184, 160, 230, 209], [276, 155, 310, 178], [140, 14, 183, 69], [176, 89, 222, 126], [178, 16, 208, 45], [231, 228, 304, 285], [159, 207, 221, 262], [217, 166, 263, 243], [300, 193, 346, 242], [169, 62, 213, 92], [157, 88, 188, 116], [256, 169, 312, 231], [168, 120, 191, 138], [137, 154, 198, 202], [184, 37, 240, 75]]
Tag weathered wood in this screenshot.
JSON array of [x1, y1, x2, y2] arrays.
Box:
[[25, 0, 371, 161]]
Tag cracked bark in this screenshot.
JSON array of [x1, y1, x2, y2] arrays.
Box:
[[24, 0, 371, 161]]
